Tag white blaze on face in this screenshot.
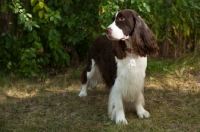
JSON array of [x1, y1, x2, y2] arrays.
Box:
[[107, 12, 129, 40]]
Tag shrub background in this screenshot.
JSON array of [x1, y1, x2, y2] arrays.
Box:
[[0, 0, 200, 77]]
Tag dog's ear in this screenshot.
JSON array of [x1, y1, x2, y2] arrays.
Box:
[[112, 40, 127, 59], [130, 10, 158, 57]]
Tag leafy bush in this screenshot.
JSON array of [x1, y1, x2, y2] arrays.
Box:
[[0, 0, 199, 77]]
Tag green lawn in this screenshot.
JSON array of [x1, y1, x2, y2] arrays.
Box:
[[0, 53, 200, 132]]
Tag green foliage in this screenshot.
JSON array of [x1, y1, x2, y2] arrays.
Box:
[[147, 58, 171, 73], [0, 0, 200, 77], [99, 0, 152, 30], [9, 0, 40, 31], [147, 52, 200, 75]]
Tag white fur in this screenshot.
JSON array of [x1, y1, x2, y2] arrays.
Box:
[[107, 46, 149, 124], [78, 59, 102, 97]]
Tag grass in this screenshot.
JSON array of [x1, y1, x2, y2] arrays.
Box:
[[0, 53, 200, 132]]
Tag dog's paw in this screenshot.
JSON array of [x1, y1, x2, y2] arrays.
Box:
[[78, 91, 87, 97], [116, 118, 128, 125], [137, 110, 150, 118], [114, 110, 128, 125], [108, 107, 128, 125]]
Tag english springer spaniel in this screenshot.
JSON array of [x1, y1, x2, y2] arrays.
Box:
[[78, 9, 158, 124]]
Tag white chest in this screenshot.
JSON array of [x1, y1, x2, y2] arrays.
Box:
[[115, 53, 147, 78], [114, 53, 147, 102]]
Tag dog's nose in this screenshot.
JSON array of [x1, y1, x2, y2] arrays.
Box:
[[106, 28, 112, 35]]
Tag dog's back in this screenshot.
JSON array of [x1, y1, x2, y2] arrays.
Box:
[[81, 35, 117, 88]]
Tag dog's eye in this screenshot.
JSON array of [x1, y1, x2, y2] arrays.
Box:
[[118, 17, 125, 21]]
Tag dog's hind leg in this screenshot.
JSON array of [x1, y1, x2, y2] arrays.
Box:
[[78, 59, 102, 97]]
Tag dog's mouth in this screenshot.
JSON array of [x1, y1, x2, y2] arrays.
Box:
[[121, 36, 129, 40]]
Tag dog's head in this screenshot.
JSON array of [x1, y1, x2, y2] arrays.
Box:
[[106, 9, 158, 57]]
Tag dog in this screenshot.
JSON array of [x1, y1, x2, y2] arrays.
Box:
[[78, 9, 158, 124]]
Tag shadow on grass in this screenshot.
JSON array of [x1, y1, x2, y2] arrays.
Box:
[[0, 82, 200, 132]]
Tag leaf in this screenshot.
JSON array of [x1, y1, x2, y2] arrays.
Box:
[[63, 53, 70, 61], [67, 22, 72, 28], [7, 61, 12, 69], [146, 7, 150, 13], [44, 6, 52, 13], [8, 5, 14, 10], [49, 42, 54, 49], [19, 9, 24, 13], [26, 13, 32, 18], [53, 29, 60, 36], [54, 11, 61, 19], [28, 24, 33, 31], [33, 42, 43, 50], [50, 16, 54, 21], [14, 8, 19, 13], [101, 24, 106, 30], [31, 0, 37, 6], [32, 30, 37, 39], [32, 21, 40, 28], [38, 10, 44, 18], [24, 21, 32, 31], [38, 2, 44, 9], [18, 13, 25, 24]]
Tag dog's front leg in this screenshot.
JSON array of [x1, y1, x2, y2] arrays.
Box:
[[108, 86, 128, 125], [134, 92, 150, 118]]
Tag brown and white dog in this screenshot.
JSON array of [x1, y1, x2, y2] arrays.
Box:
[[78, 9, 158, 124]]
